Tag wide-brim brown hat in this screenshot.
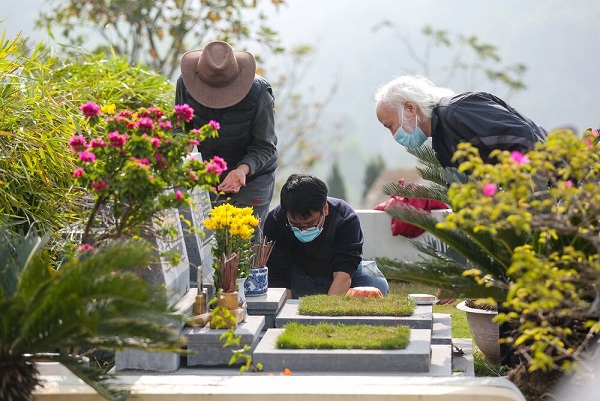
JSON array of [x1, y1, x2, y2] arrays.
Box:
[[180, 41, 256, 109]]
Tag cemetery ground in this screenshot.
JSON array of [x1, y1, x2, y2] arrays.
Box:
[[86, 281, 502, 378]]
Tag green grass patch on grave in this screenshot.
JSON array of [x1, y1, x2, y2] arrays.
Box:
[[276, 322, 411, 350], [297, 294, 415, 316]]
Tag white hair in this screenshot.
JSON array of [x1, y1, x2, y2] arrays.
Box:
[[374, 74, 456, 119]]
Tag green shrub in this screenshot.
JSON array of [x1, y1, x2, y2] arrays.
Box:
[[0, 29, 175, 241]]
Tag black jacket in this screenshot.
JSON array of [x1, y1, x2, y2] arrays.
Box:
[[174, 75, 278, 181], [264, 197, 363, 289], [431, 92, 547, 168]]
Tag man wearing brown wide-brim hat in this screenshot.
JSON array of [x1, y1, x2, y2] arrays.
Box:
[[175, 41, 278, 231]]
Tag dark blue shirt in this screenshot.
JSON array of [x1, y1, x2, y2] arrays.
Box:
[[263, 197, 363, 289]]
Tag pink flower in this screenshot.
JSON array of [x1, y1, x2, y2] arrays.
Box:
[[159, 120, 173, 130], [155, 152, 162, 159], [510, 151, 530, 165], [80, 101, 101, 118], [140, 106, 164, 120], [138, 158, 150, 165], [189, 139, 200, 146], [73, 167, 85, 178], [205, 156, 228, 175], [209, 120, 220, 130], [91, 179, 109, 191], [592, 129, 599, 137], [78, 243, 96, 253], [69, 135, 87, 151], [482, 183, 498, 197], [151, 137, 162, 148], [89, 137, 107, 148], [174, 104, 194, 122], [116, 110, 133, 119], [565, 180, 573, 189], [137, 117, 155, 130], [78, 151, 96, 163], [175, 190, 183, 201], [584, 138, 593, 148], [108, 131, 127, 147]]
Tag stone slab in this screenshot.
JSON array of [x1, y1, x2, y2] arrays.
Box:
[[451, 338, 475, 377], [252, 328, 431, 373], [115, 348, 181, 373], [179, 185, 215, 286], [432, 313, 452, 345], [275, 299, 433, 329], [246, 287, 287, 331], [114, 288, 198, 373], [142, 206, 191, 308], [184, 315, 265, 367]]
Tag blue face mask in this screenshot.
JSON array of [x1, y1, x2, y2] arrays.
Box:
[[289, 214, 324, 243], [394, 112, 428, 148], [292, 227, 323, 243]]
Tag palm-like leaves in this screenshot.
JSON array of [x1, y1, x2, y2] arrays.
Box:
[[0, 231, 186, 401], [382, 145, 470, 205], [376, 205, 518, 301], [376, 144, 526, 302]]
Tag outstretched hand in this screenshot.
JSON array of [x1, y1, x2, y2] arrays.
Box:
[[217, 165, 249, 193]]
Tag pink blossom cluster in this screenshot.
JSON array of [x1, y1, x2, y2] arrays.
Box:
[[80, 102, 101, 118], [174, 104, 194, 122], [205, 156, 227, 175]]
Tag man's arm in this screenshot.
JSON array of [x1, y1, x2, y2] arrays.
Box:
[[328, 271, 351, 295]]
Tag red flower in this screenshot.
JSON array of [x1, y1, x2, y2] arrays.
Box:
[[78, 151, 96, 163], [80, 101, 101, 118], [73, 167, 85, 178], [209, 120, 220, 130], [174, 104, 194, 122], [108, 131, 127, 147], [91, 179, 109, 191], [69, 135, 87, 151]]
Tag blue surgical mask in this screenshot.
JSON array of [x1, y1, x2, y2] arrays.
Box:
[[292, 227, 323, 243], [289, 213, 324, 243], [394, 112, 428, 148]]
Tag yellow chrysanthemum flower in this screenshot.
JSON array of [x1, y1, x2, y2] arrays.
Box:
[[101, 103, 116, 114]]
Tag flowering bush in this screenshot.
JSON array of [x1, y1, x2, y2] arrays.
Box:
[[378, 128, 600, 398], [70, 101, 226, 247], [440, 129, 600, 398], [202, 203, 259, 290]]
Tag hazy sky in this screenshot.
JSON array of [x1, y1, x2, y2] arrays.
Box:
[[258, 1, 600, 202], [3, 0, 600, 204]]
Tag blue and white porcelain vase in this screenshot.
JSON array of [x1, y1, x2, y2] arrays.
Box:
[[244, 267, 268, 296]]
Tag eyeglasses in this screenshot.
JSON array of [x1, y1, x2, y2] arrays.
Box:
[[286, 212, 324, 232]]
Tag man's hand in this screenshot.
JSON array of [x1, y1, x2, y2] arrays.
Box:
[[217, 164, 249, 193]]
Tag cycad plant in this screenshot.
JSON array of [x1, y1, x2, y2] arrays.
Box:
[[376, 131, 600, 400], [376, 144, 517, 302], [0, 230, 186, 401]]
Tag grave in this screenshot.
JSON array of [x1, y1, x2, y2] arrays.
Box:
[[245, 287, 287, 331], [184, 315, 265, 367], [115, 187, 205, 372], [252, 295, 458, 376], [275, 299, 434, 329], [253, 327, 432, 373], [179, 185, 215, 287]]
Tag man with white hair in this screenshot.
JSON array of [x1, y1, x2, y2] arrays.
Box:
[[374, 74, 547, 168]]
